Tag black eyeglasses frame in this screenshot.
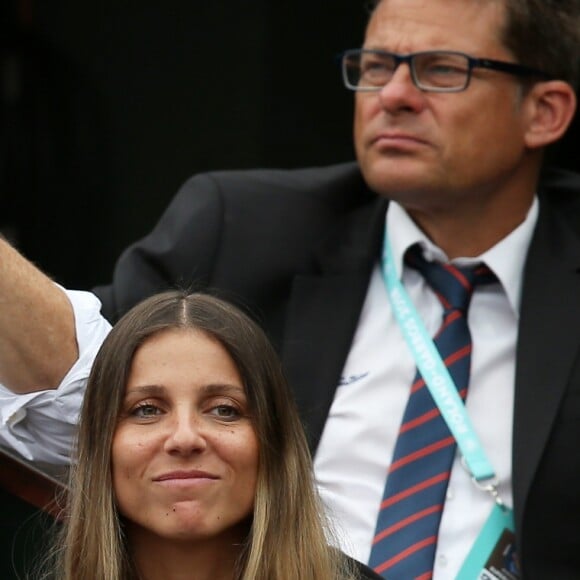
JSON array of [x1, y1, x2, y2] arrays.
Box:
[[340, 48, 553, 93]]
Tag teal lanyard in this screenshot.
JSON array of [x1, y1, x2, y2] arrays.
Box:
[[381, 232, 495, 482]]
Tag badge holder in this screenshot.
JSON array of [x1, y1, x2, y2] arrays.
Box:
[[456, 470, 520, 580]]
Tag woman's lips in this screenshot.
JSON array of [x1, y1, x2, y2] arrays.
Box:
[[153, 470, 219, 487]]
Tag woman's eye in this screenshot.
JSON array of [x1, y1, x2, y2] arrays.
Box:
[[131, 403, 162, 418], [210, 405, 240, 420]]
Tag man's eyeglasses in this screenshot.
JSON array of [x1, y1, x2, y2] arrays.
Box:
[[341, 49, 552, 93]]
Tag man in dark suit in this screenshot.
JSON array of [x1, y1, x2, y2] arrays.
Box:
[[1, 0, 580, 577]]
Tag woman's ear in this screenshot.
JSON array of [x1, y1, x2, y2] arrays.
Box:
[[523, 80, 577, 149]]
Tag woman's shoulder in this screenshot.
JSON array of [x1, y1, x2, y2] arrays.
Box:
[[347, 556, 383, 580]]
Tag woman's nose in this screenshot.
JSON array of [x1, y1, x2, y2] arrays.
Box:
[[163, 412, 207, 455]]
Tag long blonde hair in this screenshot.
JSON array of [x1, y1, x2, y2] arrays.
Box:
[[42, 291, 354, 579]]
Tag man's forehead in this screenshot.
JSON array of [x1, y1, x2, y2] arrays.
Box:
[[370, 0, 504, 12], [364, 0, 507, 54]]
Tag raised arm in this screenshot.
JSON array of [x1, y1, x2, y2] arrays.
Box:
[[0, 237, 78, 393]]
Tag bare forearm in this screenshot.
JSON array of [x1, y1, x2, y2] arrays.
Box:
[[0, 238, 78, 393]]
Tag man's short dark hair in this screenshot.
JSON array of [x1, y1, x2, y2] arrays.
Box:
[[368, 0, 580, 89], [501, 0, 580, 89]]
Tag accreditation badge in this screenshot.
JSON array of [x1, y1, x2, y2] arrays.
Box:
[[456, 504, 520, 580]]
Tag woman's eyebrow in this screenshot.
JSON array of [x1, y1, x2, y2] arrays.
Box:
[[198, 383, 246, 396], [124, 383, 245, 396], [124, 384, 167, 397]]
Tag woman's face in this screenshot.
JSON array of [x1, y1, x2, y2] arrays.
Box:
[[112, 328, 259, 544]]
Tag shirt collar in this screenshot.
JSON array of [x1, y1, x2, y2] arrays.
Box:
[[386, 198, 539, 318]]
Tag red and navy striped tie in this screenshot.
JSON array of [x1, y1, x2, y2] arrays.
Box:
[[369, 244, 497, 579]]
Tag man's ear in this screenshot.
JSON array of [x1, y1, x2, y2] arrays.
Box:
[[523, 80, 577, 149]]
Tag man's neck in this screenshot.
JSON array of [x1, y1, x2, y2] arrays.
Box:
[[404, 190, 536, 259]]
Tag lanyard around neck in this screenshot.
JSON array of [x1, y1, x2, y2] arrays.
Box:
[[381, 232, 495, 482]]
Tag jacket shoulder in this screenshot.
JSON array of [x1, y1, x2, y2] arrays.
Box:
[[191, 161, 372, 209]]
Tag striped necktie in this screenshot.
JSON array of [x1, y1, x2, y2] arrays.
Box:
[[368, 244, 497, 579]]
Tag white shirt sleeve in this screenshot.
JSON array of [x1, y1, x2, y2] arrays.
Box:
[[0, 288, 112, 465]]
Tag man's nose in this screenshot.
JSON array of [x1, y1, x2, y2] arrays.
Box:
[[377, 63, 426, 112]]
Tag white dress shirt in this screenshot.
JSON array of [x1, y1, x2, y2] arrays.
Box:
[[0, 289, 111, 464], [314, 199, 538, 578]]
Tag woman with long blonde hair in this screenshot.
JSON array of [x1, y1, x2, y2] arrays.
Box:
[[42, 291, 380, 580]]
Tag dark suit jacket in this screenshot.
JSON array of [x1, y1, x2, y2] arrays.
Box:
[[94, 162, 580, 579], [352, 557, 384, 580]]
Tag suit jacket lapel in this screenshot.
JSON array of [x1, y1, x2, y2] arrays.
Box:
[[513, 190, 580, 534], [282, 197, 388, 450]]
